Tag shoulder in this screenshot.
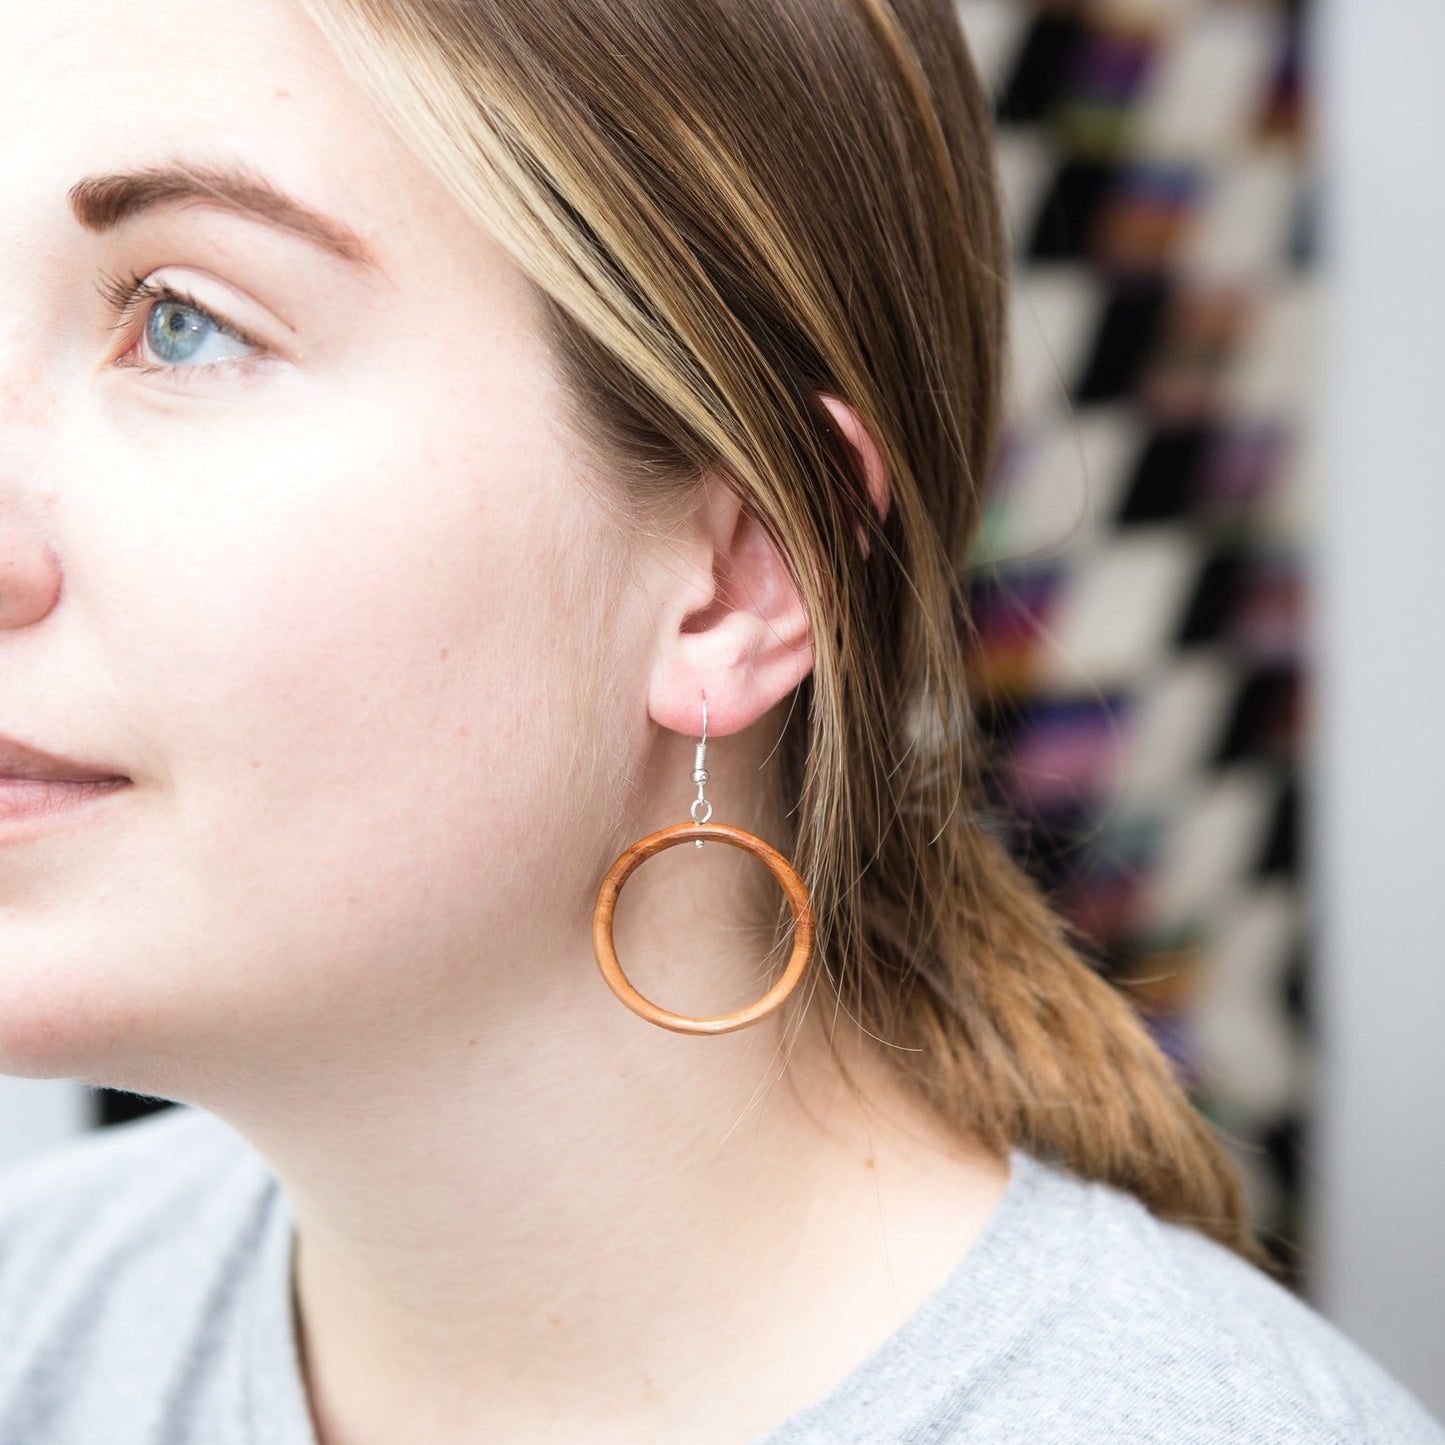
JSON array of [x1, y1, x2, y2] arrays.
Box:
[[0, 1102, 268, 1272], [769, 1148, 1445, 1445], [0, 1098, 251, 1195], [0, 1104, 283, 1442], [0, 1101, 276, 1310], [932, 1149, 1445, 1444]]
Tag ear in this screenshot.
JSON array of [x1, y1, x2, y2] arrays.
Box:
[[819, 393, 891, 560], [648, 395, 891, 738], [647, 473, 814, 739]]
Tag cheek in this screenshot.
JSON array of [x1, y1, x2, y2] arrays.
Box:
[[1, 384, 618, 1084], [166, 409, 594, 904]]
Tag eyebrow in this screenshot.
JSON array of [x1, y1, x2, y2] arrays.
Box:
[[67, 160, 377, 269]]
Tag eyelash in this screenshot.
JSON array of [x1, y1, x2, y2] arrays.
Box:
[[96, 268, 268, 379]]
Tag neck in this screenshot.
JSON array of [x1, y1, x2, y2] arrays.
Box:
[[215, 976, 1009, 1444]]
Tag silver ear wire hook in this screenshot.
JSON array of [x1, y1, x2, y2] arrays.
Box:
[[689, 691, 712, 846]]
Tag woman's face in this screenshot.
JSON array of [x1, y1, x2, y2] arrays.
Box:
[[0, 0, 640, 1096]]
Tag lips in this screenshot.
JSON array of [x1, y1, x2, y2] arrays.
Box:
[[0, 734, 129, 784]]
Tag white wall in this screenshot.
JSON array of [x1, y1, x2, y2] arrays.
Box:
[[1315, 0, 1445, 1415]]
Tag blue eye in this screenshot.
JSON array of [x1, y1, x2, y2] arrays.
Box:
[[147, 301, 209, 363], [141, 297, 257, 368], [97, 269, 266, 375]]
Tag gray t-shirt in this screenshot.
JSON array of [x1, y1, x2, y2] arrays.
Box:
[[0, 1103, 1439, 1444]]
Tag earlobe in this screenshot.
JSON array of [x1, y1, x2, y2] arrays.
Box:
[[819, 394, 891, 559]]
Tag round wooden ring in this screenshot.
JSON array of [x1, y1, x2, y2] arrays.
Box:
[[592, 821, 816, 1035]]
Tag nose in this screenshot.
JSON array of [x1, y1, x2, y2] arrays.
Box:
[[0, 527, 61, 628], [0, 360, 67, 629]]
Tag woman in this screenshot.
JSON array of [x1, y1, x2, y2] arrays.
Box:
[[0, 0, 1439, 1441]]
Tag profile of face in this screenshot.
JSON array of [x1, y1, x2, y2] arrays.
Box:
[[0, 0, 784, 1105]]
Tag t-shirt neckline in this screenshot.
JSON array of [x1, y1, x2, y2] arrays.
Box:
[[244, 1144, 1090, 1445]]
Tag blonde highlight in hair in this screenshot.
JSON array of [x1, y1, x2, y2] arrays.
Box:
[[298, 0, 1268, 1268]]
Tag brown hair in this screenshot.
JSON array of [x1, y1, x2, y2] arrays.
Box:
[[298, 0, 1268, 1268]]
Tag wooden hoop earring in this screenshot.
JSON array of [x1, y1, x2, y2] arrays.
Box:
[[591, 694, 815, 1035], [592, 821, 815, 1035]]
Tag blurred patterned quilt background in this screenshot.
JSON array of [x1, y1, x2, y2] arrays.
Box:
[[956, 0, 1315, 1288]]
